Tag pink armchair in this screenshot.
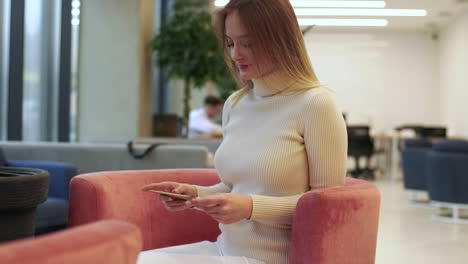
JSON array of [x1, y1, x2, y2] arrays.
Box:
[[69, 169, 381, 264], [0, 220, 142, 264]]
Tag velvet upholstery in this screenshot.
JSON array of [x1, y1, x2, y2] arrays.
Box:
[[0, 220, 142, 264], [69, 169, 222, 250], [69, 169, 381, 263], [432, 139, 468, 153], [290, 177, 381, 264], [428, 140, 468, 204], [401, 138, 433, 191]]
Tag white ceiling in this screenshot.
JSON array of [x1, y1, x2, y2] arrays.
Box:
[[212, 0, 468, 31], [299, 0, 468, 31], [380, 0, 468, 30]]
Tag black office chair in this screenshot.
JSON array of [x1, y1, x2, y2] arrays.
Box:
[[421, 127, 446, 138], [347, 125, 375, 180], [395, 125, 446, 139]]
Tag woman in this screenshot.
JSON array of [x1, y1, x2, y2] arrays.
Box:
[[138, 0, 347, 263]]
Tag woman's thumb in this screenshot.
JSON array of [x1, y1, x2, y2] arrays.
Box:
[[173, 185, 185, 194]]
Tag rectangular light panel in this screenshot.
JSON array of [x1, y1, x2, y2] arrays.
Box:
[[294, 8, 427, 16], [214, 0, 387, 8], [297, 18, 389, 26]]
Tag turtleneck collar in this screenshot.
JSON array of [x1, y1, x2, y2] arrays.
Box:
[[252, 71, 298, 97]]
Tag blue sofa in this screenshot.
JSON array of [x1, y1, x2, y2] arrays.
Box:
[[427, 139, 468, 223], [4, 159, 77, 234], [401, 138, 433, 193]]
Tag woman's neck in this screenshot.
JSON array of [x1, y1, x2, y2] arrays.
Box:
[[252, 71, 297, 97]]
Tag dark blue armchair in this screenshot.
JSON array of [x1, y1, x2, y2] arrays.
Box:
[[5, 159, 77, 234], [427, 139, 468, 223], [401, 138, 433, 193]]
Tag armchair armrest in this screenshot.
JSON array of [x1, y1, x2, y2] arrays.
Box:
[[8, 160, 77, 199], [0, 220, 142, 264], [289, 178, 381, 264], [69, 169, 221, 251]]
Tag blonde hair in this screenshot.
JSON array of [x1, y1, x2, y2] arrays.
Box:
[[214, 0, 321, 105]]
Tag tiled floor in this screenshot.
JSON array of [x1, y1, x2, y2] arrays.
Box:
[[375, 180, 468, 264]]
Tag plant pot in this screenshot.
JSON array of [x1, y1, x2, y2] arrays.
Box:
[[0, 167, 49, 242]]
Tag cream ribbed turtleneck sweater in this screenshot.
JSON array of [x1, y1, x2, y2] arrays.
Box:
[[195, 71, 347, 264]]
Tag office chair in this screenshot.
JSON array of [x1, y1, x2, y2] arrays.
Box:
[[347, 125, 375, 180]]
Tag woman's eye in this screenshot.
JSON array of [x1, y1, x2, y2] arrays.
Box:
[[242, 42, 252, 48], [227, 42, 234, 48]]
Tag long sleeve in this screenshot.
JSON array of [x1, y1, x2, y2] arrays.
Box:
[[249, 89, 347, 225], [303, 89, 347, 190]]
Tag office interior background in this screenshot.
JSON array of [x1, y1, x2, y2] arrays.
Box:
[[1, 0, 468, 263]]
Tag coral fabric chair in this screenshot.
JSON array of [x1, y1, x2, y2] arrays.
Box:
[[69, 169, 381, 264], [0, 220, 142, 264]]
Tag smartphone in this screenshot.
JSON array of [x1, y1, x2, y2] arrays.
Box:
[[148, 190, 193, 200]]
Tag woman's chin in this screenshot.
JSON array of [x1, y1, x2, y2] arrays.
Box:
[[239, 72, 253, 81]]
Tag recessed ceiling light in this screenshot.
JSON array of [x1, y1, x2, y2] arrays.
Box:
[[297, 18, 389, 26], [294, 8, 427, 17]]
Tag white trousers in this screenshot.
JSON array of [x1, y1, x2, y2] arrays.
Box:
[[137, 241, 266, 264]]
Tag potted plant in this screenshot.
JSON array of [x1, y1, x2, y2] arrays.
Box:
[[153, 0, 233, 137]]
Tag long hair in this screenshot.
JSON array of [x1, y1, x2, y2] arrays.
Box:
[[214, 0, 321, 105]]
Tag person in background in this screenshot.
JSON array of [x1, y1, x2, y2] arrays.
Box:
[[139, 0, 347, 263], [188, 95, 223, 138]]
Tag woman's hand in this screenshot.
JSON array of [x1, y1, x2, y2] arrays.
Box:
[[141, 181, 197, 212], [189, 193, 253, 224]]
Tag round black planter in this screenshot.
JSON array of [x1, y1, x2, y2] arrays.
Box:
[[0, 167, 49, 242]]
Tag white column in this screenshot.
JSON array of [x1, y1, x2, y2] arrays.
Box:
[[77, 0, 154, 141]]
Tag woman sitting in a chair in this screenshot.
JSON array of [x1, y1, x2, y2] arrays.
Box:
[[139, 0, 347, 263]]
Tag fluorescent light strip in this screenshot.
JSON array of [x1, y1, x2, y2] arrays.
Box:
[[297, 18, 388, 26], [214, 0, 386, 8], [294, 8, 427, 16], [290, 1, 386, 8]]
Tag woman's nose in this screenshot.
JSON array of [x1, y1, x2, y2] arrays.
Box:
[[231, 45, 243, 61]]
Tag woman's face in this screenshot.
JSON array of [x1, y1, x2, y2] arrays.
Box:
[[225, 10, 274, 80]]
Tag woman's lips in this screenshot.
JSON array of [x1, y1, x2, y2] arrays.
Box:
[[238, 64, 249, 72]]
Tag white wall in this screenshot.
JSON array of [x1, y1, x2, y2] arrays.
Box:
[[439, 10, 468, 138], [304, 31, 442, 134], [77, 0, 153, 141]]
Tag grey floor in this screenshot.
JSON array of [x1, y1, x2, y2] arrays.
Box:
[[375, 180, 468, 264]]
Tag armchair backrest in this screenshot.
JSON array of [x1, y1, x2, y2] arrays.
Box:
[[0, 220, 142, 264], [69, 169, 222, 251], [290, 178, 381, 264], [432, 139, 468, 154], [403, 138, 433, 149], [428, 140, 468, 204]]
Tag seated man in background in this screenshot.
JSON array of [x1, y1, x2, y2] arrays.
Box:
[[188, 95, 223, 138]]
